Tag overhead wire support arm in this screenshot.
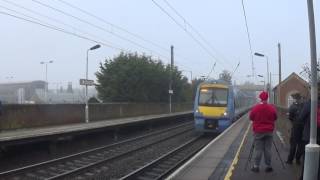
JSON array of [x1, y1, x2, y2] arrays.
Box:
[[206, 62, 217, 80], [231, 61, 241, 78]]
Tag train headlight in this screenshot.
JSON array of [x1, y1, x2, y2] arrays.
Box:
[[223, 112, 228, 116], [195, 108, 202, 116]]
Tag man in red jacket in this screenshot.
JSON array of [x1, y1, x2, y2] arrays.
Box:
[[249, 91, 277, 173]]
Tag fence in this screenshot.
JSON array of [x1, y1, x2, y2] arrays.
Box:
[[0, 103, 193, 130]]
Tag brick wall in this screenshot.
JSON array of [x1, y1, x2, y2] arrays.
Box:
[[276, 74, 309, 108]]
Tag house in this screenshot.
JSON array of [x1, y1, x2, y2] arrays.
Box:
[[273, 72, 309, 108]]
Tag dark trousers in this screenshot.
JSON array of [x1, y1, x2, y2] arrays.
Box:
[[287, 125, 304, 162]]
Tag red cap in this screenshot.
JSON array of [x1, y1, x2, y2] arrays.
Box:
[[259, 91, 268, 101]]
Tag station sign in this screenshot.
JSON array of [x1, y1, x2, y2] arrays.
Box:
[[80, 79, 95, 86], [169, 90, 174, 94]]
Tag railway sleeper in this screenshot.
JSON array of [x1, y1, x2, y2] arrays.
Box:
[[158, 164, 171, 169], [162, 161, 175, 165], [169, 157, 181, 162], [26, 173, 46, 179], [137, 176, 154, 180], [84, 172, 96, 177], [145, 171, 161, 177], [73, 160, 87, 165], [152, 167, 164, 173]]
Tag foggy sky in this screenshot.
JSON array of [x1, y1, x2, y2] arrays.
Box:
[[0, 0, 319, 89]]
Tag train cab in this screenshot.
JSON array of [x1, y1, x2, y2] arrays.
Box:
[[194, 81, 235, 133]]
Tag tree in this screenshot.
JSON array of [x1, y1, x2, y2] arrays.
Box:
[[95, 52, 191, 102], [88, 97, 100, 103], [300, 62, 320, 82], [219, 70, 232, 84], [191, 78, 204, 98]]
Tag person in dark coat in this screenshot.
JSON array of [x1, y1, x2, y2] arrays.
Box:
[[249, 91, 277, 173], [298, 94, 320, 180], [286, 93, 304, 164]]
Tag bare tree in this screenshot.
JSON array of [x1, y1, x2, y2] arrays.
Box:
[[299, 61, 320, 82]]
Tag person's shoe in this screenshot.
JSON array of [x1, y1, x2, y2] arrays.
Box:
[[251, 166, 259, 173], [265, 166, 273, 173], [285, 160, 293, 164], [296, 159, 301, 165]]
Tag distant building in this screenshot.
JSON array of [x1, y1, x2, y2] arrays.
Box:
[[273, 72, 309, 108], [46, 87, 97, 104], [0, 81, 46, 104], [67, 82, 73, 93], [0, 81, 98, 104]]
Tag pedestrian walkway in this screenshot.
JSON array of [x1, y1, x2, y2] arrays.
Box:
[[227, 121, 302, 180]]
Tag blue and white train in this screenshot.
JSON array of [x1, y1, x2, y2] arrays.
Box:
[[194, 80, 255, 133]]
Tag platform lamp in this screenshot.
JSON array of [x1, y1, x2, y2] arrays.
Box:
[[85, 44, 101, 123], [254, 52, 270, 99], [40, 60, 53, 103]]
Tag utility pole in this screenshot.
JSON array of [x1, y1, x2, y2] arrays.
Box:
[[304, 0, 320, 179], [169, 45, 174, 113], [278, 43, 282, 106]]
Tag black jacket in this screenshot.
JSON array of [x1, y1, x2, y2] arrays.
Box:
[[298, 100, 320, 142], [289, 102, 303, 125], [298, 100, 311, 142]]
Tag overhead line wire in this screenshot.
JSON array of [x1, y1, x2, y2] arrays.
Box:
[[0, 0, 125, 50], [55, 0, 193, 65], [0, 4, 190, 71], [56, 0, 170, 53], [151, 0, 224, 69], [162, 0, 235, 69], [0, 10, 124, 51], [31, 0, 170, 61], [241, 0, 255, 77]]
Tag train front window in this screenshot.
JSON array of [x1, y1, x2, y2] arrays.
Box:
[[199, 88, 228, 107]]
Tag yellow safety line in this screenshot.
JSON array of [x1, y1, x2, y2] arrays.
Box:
[[224, 122, 251, 180]]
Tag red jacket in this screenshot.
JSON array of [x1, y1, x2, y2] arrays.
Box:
[[249, 102, 277, 133]]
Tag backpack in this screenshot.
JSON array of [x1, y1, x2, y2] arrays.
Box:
[[317, 105, 320, 127]]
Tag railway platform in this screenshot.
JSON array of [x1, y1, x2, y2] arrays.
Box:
[[0, 111, 192, 147], [167, 113, 302, 180]]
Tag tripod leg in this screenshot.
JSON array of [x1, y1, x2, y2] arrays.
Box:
[[245, 140, 255, 170], [273, 140, 286, 169]]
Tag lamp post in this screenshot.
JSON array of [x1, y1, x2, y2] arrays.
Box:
[[85, 44, 100, 123], [257, 74, 267, 91], [304, 0, 320, 179], [254, 52, 270, 95], [40, 60, 53, 103]]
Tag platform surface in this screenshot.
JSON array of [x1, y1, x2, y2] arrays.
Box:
[[229, 121, 301, 180], [0, 111, 192, 143], [167, 114, 302, 180], [167, 114, 250, 180]]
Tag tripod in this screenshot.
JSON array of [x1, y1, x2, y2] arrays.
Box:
[[245, 137, 286, 170]]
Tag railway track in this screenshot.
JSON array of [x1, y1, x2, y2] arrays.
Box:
[[0, 121, 194, 180], [120, 136, 211, 180]]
